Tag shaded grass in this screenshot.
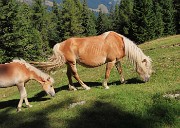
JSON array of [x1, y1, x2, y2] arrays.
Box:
[[0, 35, 180, 128]]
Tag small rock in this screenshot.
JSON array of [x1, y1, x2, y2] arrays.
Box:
[[69, 101, 86, 108]]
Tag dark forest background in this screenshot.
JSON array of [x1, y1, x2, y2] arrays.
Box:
[[0, 0, 179, 63]]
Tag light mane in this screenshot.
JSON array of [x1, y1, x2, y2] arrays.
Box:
[[12, 59, 54, 83], [102, 31, 110, 39], [118, 34, 152, 70], [98, 32, 152, 71]]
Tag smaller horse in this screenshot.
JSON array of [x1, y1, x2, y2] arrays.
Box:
[[0, 59, 55, 111]]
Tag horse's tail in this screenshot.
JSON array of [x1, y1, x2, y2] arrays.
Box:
[[47, 43, 66, 70], [30, 43, 66, 71]]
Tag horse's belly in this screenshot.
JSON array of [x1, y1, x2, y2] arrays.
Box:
[[77, 56, 106, 68], [0, 77, 18, 88], [0, 80, 15, 88]]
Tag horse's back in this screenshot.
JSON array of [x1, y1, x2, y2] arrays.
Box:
[[57, 32, 125, 67], [0, 63, 15, 77], [0, 63, 29, 87]]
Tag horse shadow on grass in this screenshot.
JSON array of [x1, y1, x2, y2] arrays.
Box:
[[109, 78, 144, 86], [0, 91, 51, 109], [55, 77, 144, 93], [54, 82, 102, 92]]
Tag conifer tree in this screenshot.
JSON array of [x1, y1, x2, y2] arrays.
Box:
[[153, 1, 164, 38], [96, 10, 111, 35], [131, 0, 156, 43], [0, 0, 19, 62], [81, 0, 97, 36], [0, 0, 42, 62], [117, 0, 134, 36], [60, 0, 83, 39], [173, 0, 180, 34], [51, 1, 62, 46], [88, 11, 97, 36], [110, 4, 120, 33], [31, 0, 52, 57], [96, 10, 104, 35], [157, 0, 176, 35]]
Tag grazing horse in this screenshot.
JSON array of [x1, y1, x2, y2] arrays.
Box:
[[34, 31, 152, 90], [0, 59, 55, 111]]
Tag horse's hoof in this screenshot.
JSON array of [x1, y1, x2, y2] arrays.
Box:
[[69, 87, 77, 91], [121, 78, 126, 84], [121, 80, 127, 84], [27, 105, 33, 108], [17, 107, 21, 112], [85, 87, 91, 90], [105, 86, 110, 89]]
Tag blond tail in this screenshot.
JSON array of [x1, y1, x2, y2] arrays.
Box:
[[30, 43, 66, 71], [47, 43, 66, 71]]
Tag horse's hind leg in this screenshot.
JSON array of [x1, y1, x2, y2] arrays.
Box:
[[67, 65, 77, 91], [115, 61, 125, 83], [102, 61, 116, 89], [17, 83, 32, 112], [68, 63, 90, 90]]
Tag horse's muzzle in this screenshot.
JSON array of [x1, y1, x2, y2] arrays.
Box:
[[51, 93, 55, 97], [144, 77, 149, 82], [48, 91, 55, 97]]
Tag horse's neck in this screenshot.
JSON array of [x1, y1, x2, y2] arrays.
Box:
[[30, 71, 44, 84]]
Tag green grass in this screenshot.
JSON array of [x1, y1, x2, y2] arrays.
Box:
[[0, 35, 180, 128]]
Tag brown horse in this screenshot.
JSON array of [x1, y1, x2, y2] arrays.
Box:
[[0, 59, 55, 111], [34, 31, 152, 90]]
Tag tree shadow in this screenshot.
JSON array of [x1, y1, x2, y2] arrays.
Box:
[[0, 97, 75, 128], [66, 96, 178, 128], [66, 101, 151, 128], [0, 93, 178, 128], [147, 93, 179, 126]]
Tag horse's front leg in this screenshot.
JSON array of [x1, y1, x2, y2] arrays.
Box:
[[17, 83, 32, 112], [68, 62, 90, 90], [115, 61, 125, 83], [102, 61, 116, 89]]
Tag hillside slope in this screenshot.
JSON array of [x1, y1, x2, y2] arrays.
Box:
[[0, 35, 179, 128]]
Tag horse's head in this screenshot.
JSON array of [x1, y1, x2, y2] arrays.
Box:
[[41, 77, 55, 96], [136, 57, 152, 82]]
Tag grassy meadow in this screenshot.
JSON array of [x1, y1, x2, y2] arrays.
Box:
[[0, 35, 179, 128]]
